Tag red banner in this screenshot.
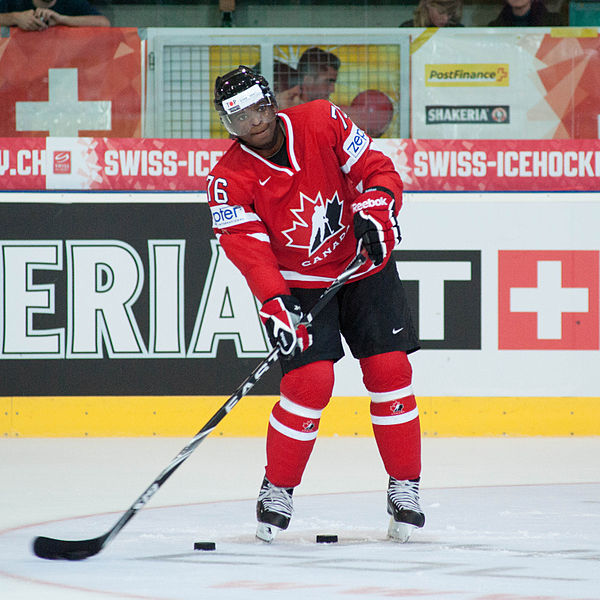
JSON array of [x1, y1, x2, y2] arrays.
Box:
[[0, 27, 141, 138], [379, 138, 600, 192], [2, 137, 600, 192], [536, 35, 600, 139], [0, 138, 233, 190]]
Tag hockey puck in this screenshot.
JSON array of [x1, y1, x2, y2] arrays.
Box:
[[194, 541, 216, 551], [316, 534, 338, 544]]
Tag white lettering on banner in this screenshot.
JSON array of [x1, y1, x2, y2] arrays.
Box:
[[0, 150, 9, 176], [102, 149, 225, 178], [4, 139, 600, 191], [17, 150, 45, 176], [0, 143, 229, 184], [149, 241, 186, 356], [16, 69, 111, 136], [396, 261, 472, 340], [187, 240, 270, 358], [66, 241, 147, 358], [414, 150, 489, 178], [0, 242, 65, 357], [104, 150, 179, 177], [510, 261, 589, 340], [413, 149, 600, 179], [497, 150, 600, 178], [427, 107, 489, 122], [0, 239, 269, 360], [186, 150, 224, 177]]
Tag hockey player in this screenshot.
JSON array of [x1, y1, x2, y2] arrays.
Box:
[[208, 65, 424, 543]]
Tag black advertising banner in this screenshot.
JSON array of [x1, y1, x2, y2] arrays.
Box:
[[396, 250, 481, 350], [1, 202, 482, 396], [0, 202, 282, 396]]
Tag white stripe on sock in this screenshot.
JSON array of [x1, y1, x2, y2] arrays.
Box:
[[279, 395, 323, 419], [269, 413, 319, 441], [369, 384, 414, 404], [371, 406, 419, 426]]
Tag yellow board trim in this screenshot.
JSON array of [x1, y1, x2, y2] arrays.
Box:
[[550, 27, 598, 38], [2, 396, 599, 437], [410, 28, 439, 55]]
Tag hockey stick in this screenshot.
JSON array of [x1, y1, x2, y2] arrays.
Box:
[[32, 252, 366, 560]]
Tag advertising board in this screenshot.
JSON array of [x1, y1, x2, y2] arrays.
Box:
[[2, 191, 598, 399], [411, 30, 600, 139], [1, 138, 598, 436]]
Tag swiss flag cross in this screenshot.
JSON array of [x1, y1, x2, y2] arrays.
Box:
[[498, 250, 599, 350], [0, 27, 141, 137]]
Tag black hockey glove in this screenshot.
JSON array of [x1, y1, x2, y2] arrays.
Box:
[[352, 189, 401, 266], [259, 294, 312, 359]]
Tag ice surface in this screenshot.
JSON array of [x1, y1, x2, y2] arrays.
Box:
[[1, 437, 599, 600]]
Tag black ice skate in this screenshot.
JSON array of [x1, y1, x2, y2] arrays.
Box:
[[387, 476, 425, 542], [256, 476, 294, 543]]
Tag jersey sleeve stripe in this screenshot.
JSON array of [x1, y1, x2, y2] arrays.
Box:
[[210, 205, 262, 229], [248, 232, 270, 242], [280, 270, 335, 283]]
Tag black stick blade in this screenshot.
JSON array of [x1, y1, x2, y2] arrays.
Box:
[[33, 535, 106, 560]]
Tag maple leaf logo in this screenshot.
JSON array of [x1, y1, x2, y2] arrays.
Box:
[[282, 191, 344, 256]]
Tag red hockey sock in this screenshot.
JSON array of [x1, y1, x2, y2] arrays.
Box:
[[360, 351, 421, 480], [265, 360, 335, 488]]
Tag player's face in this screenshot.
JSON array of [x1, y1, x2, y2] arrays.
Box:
[[232, 101, 280, 152], [225, 100, 276, 137], [301, 66, 338, 102]]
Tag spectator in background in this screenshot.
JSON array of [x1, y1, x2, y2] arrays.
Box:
[[296, 47, 340, 103], [254, 60, 301, 110], [272, 60, 298, 106], [488, 0, 563, 26], [0, 0, 110, 30], [276, 47, 340, 109], [257, 49, 392, 138], [400, 0, 464, 27]]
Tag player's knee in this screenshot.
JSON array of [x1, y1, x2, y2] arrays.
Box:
[[360, 351, 412, 391], [281, 360, 335, 410]]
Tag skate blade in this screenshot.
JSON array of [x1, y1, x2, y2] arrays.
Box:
[[387, 517, 417, 543], [256, 522, 281, 543]]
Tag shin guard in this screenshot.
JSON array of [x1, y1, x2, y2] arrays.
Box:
[[360, 351, 421, 480], [265, 360, 335, 488]]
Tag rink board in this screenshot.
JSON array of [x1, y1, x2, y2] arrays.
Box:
[[1, 190, 599, 436]]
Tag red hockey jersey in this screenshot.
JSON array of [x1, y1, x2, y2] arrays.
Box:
[[207, 100, 403, 303]]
